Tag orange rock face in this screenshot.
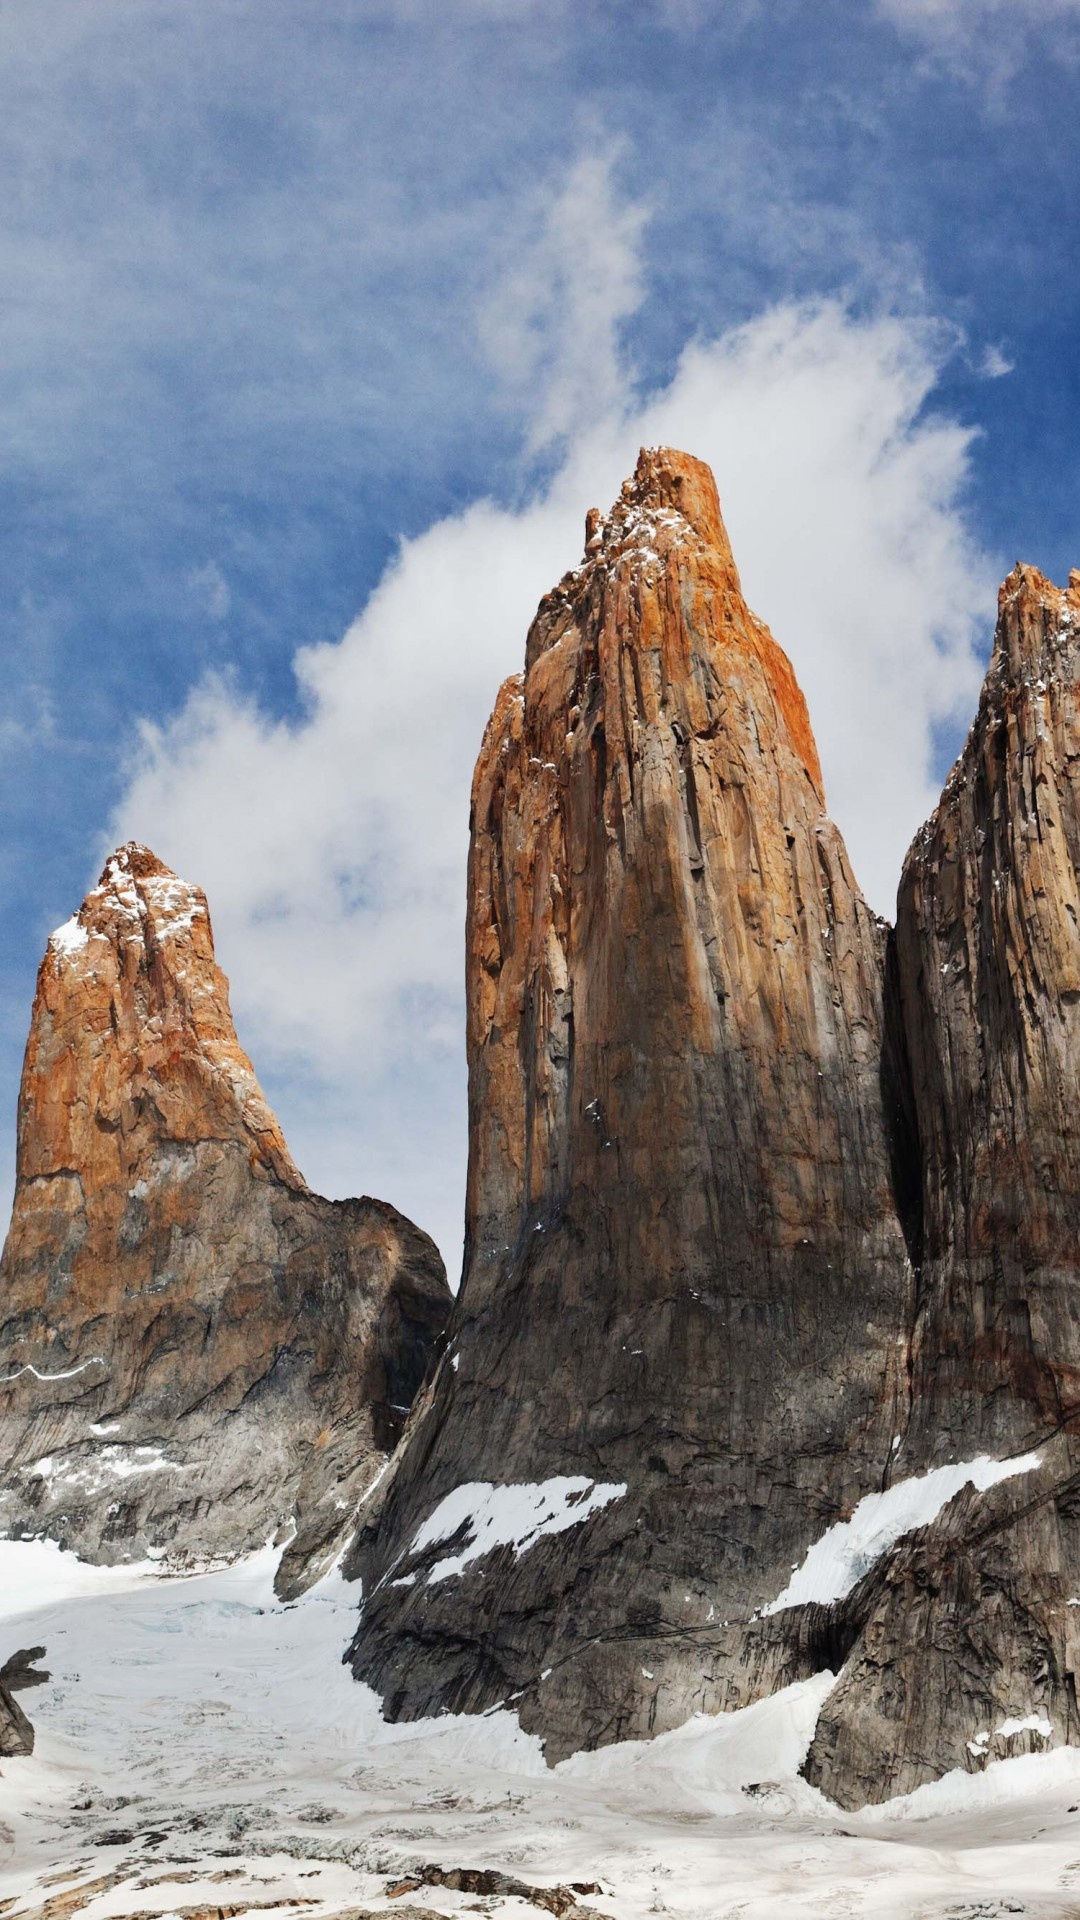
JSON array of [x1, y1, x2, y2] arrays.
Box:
[[347, 449, 914, 1754], [0, 844, 450, 1585]]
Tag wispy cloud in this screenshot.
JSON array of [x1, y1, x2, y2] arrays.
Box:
[[186, 563, 231, 622], [977, 342, 1015, 379], [478, 148, 648, 451], [878, 0, 1080, 83], [882, 0, 1080, 25]]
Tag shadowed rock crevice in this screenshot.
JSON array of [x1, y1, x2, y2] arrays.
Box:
[[879, 926, 925, 1289]]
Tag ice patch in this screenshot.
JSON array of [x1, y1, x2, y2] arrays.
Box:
[[765, 1452, 1042, 1613], [407, 1475, 627, 1583]]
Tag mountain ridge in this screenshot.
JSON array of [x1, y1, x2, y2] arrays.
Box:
[[6, 451, 1080, 1811], [0, 840, 451, 1588]]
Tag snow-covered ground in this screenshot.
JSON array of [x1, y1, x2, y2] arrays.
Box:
[[4, 1541, 1080, 1920]]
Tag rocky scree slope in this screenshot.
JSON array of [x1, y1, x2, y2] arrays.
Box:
[[347, 447, 918, 1758], [0, 843, 450, 1589]]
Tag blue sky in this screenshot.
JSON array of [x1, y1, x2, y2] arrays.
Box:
[[2, 0, 1079, 1272]]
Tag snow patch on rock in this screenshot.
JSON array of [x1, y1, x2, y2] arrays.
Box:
[[988, 1713, 1053, 1743], [0, 1358, 105, 1387], [29, 1443, 188, 1494], [407, 1475, 627, 1583], [559, 1670, 836, 1811], [47, 915, 88, 958], [764, 1452, 1042, 1613]]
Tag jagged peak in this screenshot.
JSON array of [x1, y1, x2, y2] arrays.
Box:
[[628, 445, 730, 548], [93, 842, 202, 915], [101, 840, 172, 883], [998, 560, 1080, 612], [524, 448, 823, 802], [992, 561, 1080, 687], [37, 842, 304, 1190], [902, 560, 1080, 866], [579, 445, 736, 574], [49, 843, 208, 966]]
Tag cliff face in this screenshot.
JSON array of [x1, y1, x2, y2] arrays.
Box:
[[0, 844, 450, 1586], [347, 448, 915, 1755], [899, 564, 1080, 1457], [805, 564, 1080, 1805]]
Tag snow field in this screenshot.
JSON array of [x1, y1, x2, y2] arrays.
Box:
[[4, 1536, 1080, 1918]]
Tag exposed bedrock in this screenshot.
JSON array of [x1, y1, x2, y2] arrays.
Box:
[[347, 447, 916, 1757], [804, 564, 1080, 1806], [0, 843, 451, 1585], [900, 565, 1080, 1459]]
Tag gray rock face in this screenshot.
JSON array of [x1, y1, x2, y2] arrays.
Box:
[[0, 844, 451, 1587], [0, 1645, 47, 1760], [0, 1682, 34, 1759], [803, 563, 1080, 1806], [345, 448, 916, 1757], [898, 564, 1080, 1461]]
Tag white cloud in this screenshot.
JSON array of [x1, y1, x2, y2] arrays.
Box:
[[110, 171, 995, 1277], [478, 148, 648, 452]]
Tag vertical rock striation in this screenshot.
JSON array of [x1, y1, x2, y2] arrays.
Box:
[[347, 448, 914, 1755], [806, 564, 1080, 1805], [898, 564, 1080, 1459], [0, 843, 450, 1585]]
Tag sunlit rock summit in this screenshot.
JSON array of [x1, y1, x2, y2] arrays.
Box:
[[0, 843, 451, 1586]]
